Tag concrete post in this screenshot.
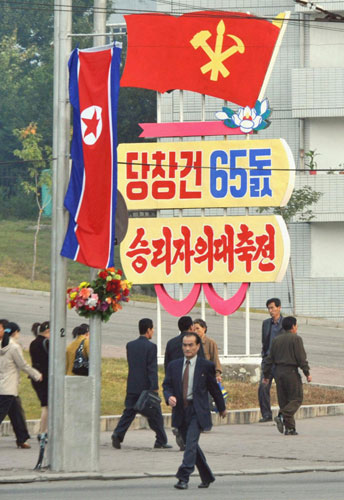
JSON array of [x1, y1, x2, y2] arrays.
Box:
[[49, 0, 72, 471]]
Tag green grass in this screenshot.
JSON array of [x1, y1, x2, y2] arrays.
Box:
[[0, 219, 89, 290], [0, 219, 126, 291], [12, 353, 344, 421]]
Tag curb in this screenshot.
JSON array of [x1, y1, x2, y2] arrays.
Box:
[[2, 466, 344, 484], [2, 403, 344, 438]]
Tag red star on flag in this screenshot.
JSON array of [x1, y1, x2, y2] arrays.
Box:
[[82, 110, 99, 138]]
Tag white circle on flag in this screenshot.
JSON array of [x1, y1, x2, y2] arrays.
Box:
[[80, 105, 103, 145]]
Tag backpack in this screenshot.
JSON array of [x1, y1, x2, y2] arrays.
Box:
[[72, 339, 89, 376]]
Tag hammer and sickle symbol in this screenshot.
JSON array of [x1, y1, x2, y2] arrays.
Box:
[[190, 20, 245, 81]]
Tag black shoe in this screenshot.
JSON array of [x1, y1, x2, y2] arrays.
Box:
[[111, 433, 121, 449], [174, 480, 188, 490], [259, 416, 272, 423], [285, 428, 298, 435], [154, 442, 173, 449], [172, 428, 185, 451], [274, 415, 284, 434], [198, 478, 215, 489]]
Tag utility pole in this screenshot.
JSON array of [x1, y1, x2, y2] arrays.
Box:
[[49, 0, 108, 472], [49, 0, 72, 471]]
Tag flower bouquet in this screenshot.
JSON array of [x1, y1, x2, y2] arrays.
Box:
[[66, 268, 132, 322]]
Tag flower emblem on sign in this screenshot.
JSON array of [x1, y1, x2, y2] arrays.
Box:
[[215, 98, 271, 133], [80, 105, 103, 145]]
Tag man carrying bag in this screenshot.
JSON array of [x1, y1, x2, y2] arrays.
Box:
[[111, 318, 171, 450]]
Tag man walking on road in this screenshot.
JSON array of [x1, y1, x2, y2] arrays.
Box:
[[263, 316, 311, 435], [258, 298, 284, 422], [111, 318, 171, 449], [164, 316, 204, 451], [163, 332, 226, 490]]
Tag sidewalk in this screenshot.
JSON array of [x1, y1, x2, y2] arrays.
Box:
[[1, 412, 344, 483]]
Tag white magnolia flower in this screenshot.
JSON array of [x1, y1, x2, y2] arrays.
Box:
[[215, 111, 229, 120], [232, 106, 262, 134]]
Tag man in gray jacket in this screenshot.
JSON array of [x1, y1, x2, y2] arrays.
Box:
[[258, 298, 283, 422]]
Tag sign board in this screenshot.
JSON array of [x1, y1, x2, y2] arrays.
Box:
[[120, 215, 290, 284], [118, 139, 295, 210]]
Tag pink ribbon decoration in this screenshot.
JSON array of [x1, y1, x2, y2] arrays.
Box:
[[155, 282, 250, 316], [202, 283, 250, 316], [139, 121, 252, 138], [154, 284, 201, 317]]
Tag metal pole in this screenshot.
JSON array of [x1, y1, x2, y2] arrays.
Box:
[[223, 284, 228, 356], [156, 92, 162, 358], [245, 207, 250, 356], [200, 95, 206, 321], [93, 0, 107, 46], [87, 0, 107, 471], [49, 0, 72, 471]]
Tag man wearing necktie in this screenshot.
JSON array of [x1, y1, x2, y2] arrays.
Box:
[[163, 332, 227, 490]]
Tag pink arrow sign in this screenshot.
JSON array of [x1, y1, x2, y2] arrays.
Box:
[[139, 121, 252, 138]]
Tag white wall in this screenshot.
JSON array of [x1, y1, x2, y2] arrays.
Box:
[[309, 20, 344, 67], [311, 222, 344, 277], [309, 118, 344, 171]]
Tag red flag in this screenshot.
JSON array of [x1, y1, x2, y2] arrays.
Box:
[[121, 11, 282, 107], [61, 44, 121, 268]]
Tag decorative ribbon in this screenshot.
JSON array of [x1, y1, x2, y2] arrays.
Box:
[[154, 282, 250, 316], [139, 121, 252, 138], [202, 283, 250, 315], [154, 284, 201, 317]]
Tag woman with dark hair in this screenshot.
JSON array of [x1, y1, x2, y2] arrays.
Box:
[[29, 321, 50, 436], [0, 322, 42, 447]]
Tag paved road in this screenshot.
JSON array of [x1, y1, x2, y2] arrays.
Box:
[[1, 287, 343, 384], [2, 473, 344, 500]]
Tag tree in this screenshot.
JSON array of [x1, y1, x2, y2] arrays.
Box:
[[259, 185, 322, 314], [13, 123, 52, 282]]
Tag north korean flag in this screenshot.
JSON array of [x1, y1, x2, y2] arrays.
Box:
[[61, 43, 121, 268]]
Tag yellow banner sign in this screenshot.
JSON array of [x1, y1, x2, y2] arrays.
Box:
[[118, 139, 295, 210], [120, 216, 290, 284]]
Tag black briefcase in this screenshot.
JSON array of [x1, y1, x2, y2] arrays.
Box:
[[134, 390, 161, 418]]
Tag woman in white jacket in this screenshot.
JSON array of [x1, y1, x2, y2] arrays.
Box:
[[0, 322, 42, 447]]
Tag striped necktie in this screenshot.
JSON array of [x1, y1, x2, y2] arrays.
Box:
[[183, 360, 190, 408]]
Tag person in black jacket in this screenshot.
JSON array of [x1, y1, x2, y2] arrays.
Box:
[[163, 332, 227, 490], [111, 318, 171, 449], [263, 316, 311, 435], [29, 321, 50, 436], [258, 298, 284, 422], [164, 316, 195, 372]]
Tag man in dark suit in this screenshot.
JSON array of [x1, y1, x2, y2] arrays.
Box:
[[111, 318, 171, 449], [258, 298, 284, 422], [164, 316, 194, 372], [164, 316, 205, 451], [163, 332, 227, 490]]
